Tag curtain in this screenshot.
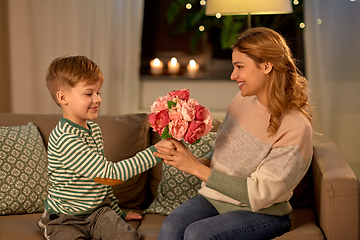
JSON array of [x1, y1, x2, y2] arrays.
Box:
[[0, 0, 11, 113], [8, 0, 144, 114], [304, 0, 360, 176]]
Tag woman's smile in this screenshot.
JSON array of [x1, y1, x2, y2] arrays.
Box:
[[237, 81, 245, 90]]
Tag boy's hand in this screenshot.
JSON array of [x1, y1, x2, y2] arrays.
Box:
[[154, 139, 176, 152], [125, 211, 142, 221]]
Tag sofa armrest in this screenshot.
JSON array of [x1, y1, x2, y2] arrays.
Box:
[[312, 140, 360, 240]]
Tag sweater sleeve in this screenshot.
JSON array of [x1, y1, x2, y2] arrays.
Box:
[[51, 133, 162, 182], [246, 145, 312, 211], [206, 145, 312, 212], [205, 169, 250, 205]]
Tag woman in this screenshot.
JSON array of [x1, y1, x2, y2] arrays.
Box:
[[154, 27, 313, 240]]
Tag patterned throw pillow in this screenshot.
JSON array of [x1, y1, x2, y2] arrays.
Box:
[[143, 132, 216, 215], [0, 122, 49, 216]]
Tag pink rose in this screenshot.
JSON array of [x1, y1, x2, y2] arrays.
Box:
[[184, 121, 206, 144], [148, 110, 170, 135], [163, 94, 174, 102], [169, 119, 188, 141], [194, 104, 207, 121], [148, 113, 157, 131], [169, 111, 183, 121], [177, 101, 195, 122], [169, 89, 190, 100], [187, 98, 199, 107], [150, 97, 169, 113], [203, 113, 214, 136]]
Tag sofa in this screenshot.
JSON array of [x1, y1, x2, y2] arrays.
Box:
[[0, 113, 359, 240]]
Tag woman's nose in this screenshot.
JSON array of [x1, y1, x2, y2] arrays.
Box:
[[230, 70, 237, 81]]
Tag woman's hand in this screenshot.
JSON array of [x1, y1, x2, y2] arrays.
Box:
[[153, 138, 212, 182]]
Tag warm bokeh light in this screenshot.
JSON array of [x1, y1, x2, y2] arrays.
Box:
[[189, 59, 197, 67], [170, 57, 178, 65], [153, 58, 161, 66]]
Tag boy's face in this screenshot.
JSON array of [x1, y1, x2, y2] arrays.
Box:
[[61, 81, 102, 128]]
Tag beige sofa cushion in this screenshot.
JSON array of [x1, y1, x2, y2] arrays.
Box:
[[94, 114, 152, 209]]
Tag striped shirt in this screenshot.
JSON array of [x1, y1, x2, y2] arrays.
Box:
[[199, 93, 313, 216], [44, 118, 161, 216]]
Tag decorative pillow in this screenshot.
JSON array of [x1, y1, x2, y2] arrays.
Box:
[[0, 122, 49, 216], [143, 132, 216, 215]]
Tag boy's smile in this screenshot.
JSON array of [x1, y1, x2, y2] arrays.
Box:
[[60, 81, 102, 129]]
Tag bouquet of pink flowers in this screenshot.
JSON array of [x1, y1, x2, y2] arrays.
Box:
[[148, 89, 213, 144]]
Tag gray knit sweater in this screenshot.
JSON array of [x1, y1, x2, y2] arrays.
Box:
[[199, 93, 313, 216]]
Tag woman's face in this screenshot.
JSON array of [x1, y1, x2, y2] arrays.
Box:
[[230, 50, 272, 107]]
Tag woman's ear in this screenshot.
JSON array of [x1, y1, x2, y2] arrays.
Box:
[[262, 62, 273, 75], [56, 90, 67, 105]]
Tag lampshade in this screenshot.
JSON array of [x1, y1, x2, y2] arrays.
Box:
[[205, 0, 293, 16]]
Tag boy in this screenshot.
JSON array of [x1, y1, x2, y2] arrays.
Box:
[[38, 55, 172, 240]]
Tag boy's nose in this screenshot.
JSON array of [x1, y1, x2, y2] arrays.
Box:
[[94, 94, 101, 103]]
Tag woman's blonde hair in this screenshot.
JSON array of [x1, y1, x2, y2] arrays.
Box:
[[46, 55, 104, 105], [232, 27, 312, 135]]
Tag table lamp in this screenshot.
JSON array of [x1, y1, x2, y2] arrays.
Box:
[[205, 0, 293, 28]]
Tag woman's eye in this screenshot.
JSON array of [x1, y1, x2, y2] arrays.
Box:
[[233, 64, 242, 69]]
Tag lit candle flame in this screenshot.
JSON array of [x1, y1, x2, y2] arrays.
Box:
[[170, 57, 178, 66], [154, 58, 161, 66], [189, 59, 197, 68]]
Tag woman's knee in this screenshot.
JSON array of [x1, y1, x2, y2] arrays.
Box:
[[184, 222, 208, 240], [160, 215, 178, 233]]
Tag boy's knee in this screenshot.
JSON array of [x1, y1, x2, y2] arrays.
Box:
[[117, 228, 139, 240]]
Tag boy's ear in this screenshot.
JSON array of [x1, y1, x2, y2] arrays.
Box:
[[262, 62, 273, 75], [56, 90, 67, 105]]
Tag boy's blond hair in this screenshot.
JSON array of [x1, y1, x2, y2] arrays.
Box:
[[46, 56, 104, 106]]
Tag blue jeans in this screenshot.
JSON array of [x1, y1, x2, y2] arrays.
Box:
[[158, 196, 291, 240]]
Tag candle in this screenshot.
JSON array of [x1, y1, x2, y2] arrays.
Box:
[[167, 57, 180, 75], [150, 58, 163, 75], [187, 59, 199, 78]]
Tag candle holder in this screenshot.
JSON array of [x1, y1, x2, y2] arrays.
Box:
[[187, 59, 199, 78], [167, 57, 180, 75], [150, 58, 164, 75]]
